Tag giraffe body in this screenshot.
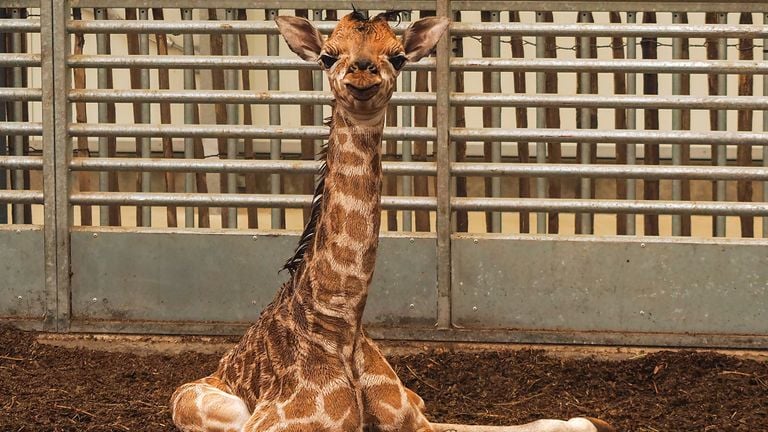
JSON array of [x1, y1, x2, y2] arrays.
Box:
[[171, 12, 615, 432]]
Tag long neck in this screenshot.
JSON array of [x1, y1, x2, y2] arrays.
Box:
[[297, 108, 385, 348]]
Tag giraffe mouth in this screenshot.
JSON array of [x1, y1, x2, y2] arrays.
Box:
[[346, 83, 380, 101]]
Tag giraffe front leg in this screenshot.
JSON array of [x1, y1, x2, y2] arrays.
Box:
[[430, 418, 615, 432], [356, 335, 433, 432], [170, 376, 251, 432]]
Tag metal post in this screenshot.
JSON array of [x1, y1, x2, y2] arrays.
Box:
[[626, 11, 637, 235], [0, 9, 7, 225], [671, 12, 683, 236], [266, 9, 283, 229], [578, 11, 592, 235], [225, 8, 238, 229], [764, 12, 768, 238], [42, 0, 72, 331], [534, 12, 547, 234], [94, 8, 109, 226], [11, 8, 25, 224], [181, 8, 195, 228], [139, 8, 151, 227], [435, 0, 452, 329], [401, 11, 413, 232]]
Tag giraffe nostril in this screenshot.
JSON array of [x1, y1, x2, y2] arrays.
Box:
[[350, 59, 378, 75]]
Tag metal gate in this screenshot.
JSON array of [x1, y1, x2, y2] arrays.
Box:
[[2, 0, 768, 348]]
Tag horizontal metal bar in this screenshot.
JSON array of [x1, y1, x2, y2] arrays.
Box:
[[67, 191, 768, 217], [68, 19, 402, 35], [69, 1, 438, 9], [70, 157, 768, 182], [70, 157, 437, 176], [452, 163, 768, 181], [452, 197, 768, 217], [451, 22, 768, 38], [0, 156, 44, 170], [67, 55, 431, 71], [67, 123, 768, 147], [66, 123, 762, 145], [0, 88, 43, 102], [65, 20, 768, 39], [0, 122, 43, 136], [451, 128, 768, 146], [455, 58, 768, 74], [0, 53, 42, 68], [68, 124, 436, 140], [65, 1, 768, 13], [67, 55, 768, 74], [2, 1, 39, 8], [0, 19, 41, 33], [0, 190, 44, 205], [68, 89, 768, 110], [70, 192, 437, 210]]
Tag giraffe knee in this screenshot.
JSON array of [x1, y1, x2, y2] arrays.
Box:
[[405, 388, 426, 412], [170, 384, 204, 431], [171, 380, 251, 432]]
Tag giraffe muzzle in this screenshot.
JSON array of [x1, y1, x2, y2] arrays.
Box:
[[345, 83, 381, 101]]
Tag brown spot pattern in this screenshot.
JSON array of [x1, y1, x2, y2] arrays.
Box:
[[283, 387, 316, 419], [324, 386, 357, 421]]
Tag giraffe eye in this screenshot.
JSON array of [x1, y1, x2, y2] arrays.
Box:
[[320, 54, 338, 69], [388, 54, 407, 70]]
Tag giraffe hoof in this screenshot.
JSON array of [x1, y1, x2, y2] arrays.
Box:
[[585, 417, 616, 432]]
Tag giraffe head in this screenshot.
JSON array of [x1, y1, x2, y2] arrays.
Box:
[[276, 11, 449, 122]]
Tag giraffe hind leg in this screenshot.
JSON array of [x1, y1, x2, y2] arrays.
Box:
[[171, 376, 251, 432]]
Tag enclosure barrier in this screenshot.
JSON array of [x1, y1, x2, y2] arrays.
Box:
[[1, 0, 768, 349]]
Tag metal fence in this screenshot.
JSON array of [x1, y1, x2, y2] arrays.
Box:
[[1, 0, 768, 348]]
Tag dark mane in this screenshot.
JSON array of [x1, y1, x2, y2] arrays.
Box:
[[349, 7, 407, 24], [375, 10, 407, 24], [280, 116, 332, 276]]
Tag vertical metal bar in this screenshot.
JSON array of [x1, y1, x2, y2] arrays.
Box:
[[11, 8, 25, 224], [266, 9, 283, 229], [736, 12, 754, 238], [626, 11, 637, 235], [489, 11, 501, 233], [534, 12, 547, 234], [641, 11, 660, 237], [182, 8, 195, 227], [225, 8, 238, 229], [609, 11, 627, 235], [435, 0, 451, 329], [715, 12, 727, 237], [509, 10, 530, 234], [42, 0, 71, 331], [671, 12, 683, 236], [401, 10, 413, 232], [578, 11, 592, 235], [764, 12, 768, 238], [94, 8, 109, 226], [138, 8, 151, 227]]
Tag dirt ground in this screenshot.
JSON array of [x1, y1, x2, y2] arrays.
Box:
[[1, 325, 767, 432]]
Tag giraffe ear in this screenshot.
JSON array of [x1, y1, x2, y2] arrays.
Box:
[[402, 16, 450, 63], [275, 16, 324, 62]]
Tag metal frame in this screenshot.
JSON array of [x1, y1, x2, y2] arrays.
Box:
[[1, 1, 768, 348]]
